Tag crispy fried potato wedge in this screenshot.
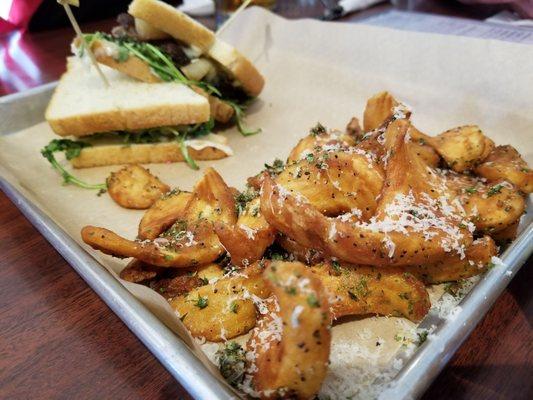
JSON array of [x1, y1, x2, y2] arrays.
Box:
[[148, 263, 225, 299], [408, 127, 441, 168], [138, 190, 192, 240], [345, 117, 363, 140], [440, 171, 524, 234], [490, 220, 519, 245], [215, 198, 276, 267], [107, 164, 170, 209], [261, 120, 473, 266], [169, 263, 270, 341], [427, 126, 494, 172], [277, 151, 384, 218], [406, 236, 497, 284], [475, 145, 533, 193], [82, 220, 222, 267], [184, 167, 237, 225], [119, 259, 160, 283], [309, 263, 430, 322], [247, 261, 331, 399], [353, 130, 386, 162], [287, 127, 355, 164], [363, 91, 410, 131], [460, 181, 525, 233]]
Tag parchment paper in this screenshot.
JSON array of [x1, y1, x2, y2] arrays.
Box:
[[1, 8, 532, 399]]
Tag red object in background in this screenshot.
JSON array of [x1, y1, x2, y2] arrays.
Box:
[[0, 0, 44, 35]]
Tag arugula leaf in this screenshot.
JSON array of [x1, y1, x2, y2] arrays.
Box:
[[166, 120, 214, 170], [117, 46, 129, 62], [41, 139, 107, 190], [487, 184, 503, 197], [226, 101, 261, 136]]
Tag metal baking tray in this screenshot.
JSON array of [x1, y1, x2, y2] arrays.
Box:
[[1, 83, 532, 400]]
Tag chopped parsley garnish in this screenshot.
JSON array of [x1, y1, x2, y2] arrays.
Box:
[[234, 189, 258, 215], [193, 295, 208, 309], [285, 287, 297, 295], [408, 210, 419, 218], [264, 158, 285, 176], [331, 260, 341, 274], [417, 330, 429, 345], [199, 277, 209, 286], [230, 301, 239, 313], [464, 187, 477, 195], [41, 139, 107, 190], [270, 253, 284, 261], [216, 342, 246, 387], [487, 184, 503, 197], [444, 280, 464, 297], [310, 122, 327, 136], [307, 293, 320, 308]]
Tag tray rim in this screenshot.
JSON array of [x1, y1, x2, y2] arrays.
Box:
[[1, 82, 532, 400]]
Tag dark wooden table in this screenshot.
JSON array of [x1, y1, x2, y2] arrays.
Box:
[[1, 1, 531, 399]]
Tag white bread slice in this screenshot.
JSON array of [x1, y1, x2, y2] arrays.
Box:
[[129, 0, 215, 51], [89, 39, 234, 123], [45, 57, 210, 137], [70, 141, 228, 168], [128, 0, 264, 97], [134, 17, 169, 40]]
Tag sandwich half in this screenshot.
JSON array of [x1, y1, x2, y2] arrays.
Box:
[[45, 57, 233, 169], [75, 0, 264, 130]]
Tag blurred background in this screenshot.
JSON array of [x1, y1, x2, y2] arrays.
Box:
[[1, 0, 530, 32], [1, 0, 532, 95]]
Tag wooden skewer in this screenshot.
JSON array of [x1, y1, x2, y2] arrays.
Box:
[[57, 0, 110, 87], [216, 0, 253, 37]]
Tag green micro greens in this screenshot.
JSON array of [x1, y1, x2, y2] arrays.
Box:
[[226, 100, 261, 136], [40, 139, 107, 190], [166, 118, 215, 170]]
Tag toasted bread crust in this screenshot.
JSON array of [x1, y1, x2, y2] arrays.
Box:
[[128, 0, 215, 51], [207, 38, 265, 97], [92, 41, 160, 83], [70, 142, 229, 168], [46, 108, 126, 138], [47, 102, 210, 138], [134, 17, 169, 40], [191, 86, 234, 123], [229, 53, 265, 97]]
